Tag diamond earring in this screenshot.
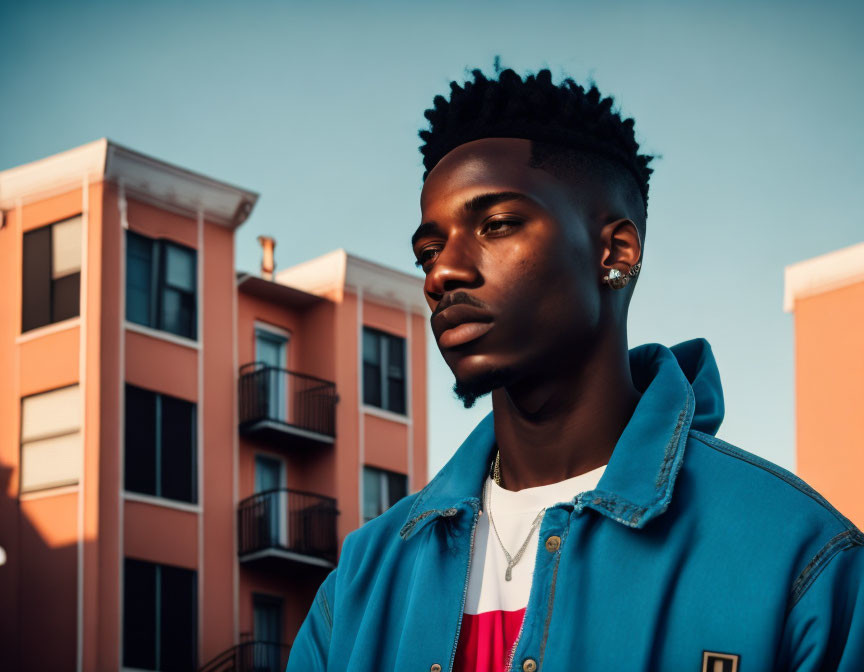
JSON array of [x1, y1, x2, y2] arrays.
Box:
[[603, 262, 641, 290]]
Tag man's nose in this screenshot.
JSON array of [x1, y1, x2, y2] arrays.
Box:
[[424, 239, 481, 301]]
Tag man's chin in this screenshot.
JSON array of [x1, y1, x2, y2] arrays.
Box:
[[452, 366, 515, 409]]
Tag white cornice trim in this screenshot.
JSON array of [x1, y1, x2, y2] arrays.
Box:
[[0, 139, 107, 209], [275, 249, 429, 314], [783, 240, 864, 313], [345, 253, 426, 315], [1, 139, 259, 229], [105, 142, 258, 228]]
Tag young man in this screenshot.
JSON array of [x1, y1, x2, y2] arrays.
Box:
[[287, 68, 864, 671]]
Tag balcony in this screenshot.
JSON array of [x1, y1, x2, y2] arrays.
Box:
[[199, 641, 290, 672], [238, 488, 338, 568], [238, 363, 336, 448]]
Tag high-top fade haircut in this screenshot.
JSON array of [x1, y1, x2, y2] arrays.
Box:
[[418, 66, 655, 236]]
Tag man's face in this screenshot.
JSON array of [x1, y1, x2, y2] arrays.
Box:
[[414, 138, 605, 407]]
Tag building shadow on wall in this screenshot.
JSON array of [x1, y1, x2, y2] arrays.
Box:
[[0, 463, 80, 672]]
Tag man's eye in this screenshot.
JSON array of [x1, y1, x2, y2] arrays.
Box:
[[413, 220, 520, 270], [414, 247, 440, 269], [482, 219, 520, 235]]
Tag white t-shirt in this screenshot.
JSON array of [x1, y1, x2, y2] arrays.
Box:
[[454, 464, 607, 671]]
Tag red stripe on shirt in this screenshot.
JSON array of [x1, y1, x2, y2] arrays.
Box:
[[453, 608, 526, 672]]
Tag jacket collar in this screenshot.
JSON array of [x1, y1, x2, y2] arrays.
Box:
[[400, 339, 722, 540]]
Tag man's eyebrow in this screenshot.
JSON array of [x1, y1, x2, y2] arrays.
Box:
[[411, 221, 443, 249], [462, 191, 532, 214], [412, 191, 532, 249]]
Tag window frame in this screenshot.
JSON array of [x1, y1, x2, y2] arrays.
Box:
[[362, 327, 407, 415], [125, 230, 198, 341], [21, 215, 82, 333], [124, 383, 198, 505], [362, 465, 408, 523], [123, 557, 198, 671]]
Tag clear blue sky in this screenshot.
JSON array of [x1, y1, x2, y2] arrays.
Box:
[[3, 0, 862, 476]]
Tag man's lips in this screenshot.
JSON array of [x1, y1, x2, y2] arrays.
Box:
[[432, 304, 494, 349], [438, 321, 494, 348]]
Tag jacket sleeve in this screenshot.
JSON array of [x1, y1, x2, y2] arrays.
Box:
[[286, 568, 337, 672], [775, 539, 864, 671]]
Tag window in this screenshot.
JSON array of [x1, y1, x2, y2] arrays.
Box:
[[20, 385, 81, 492], [125, 384, 197, 503], [255, 327, 288, 421], [254, 454, 287, 547], [253, 593, 283, 643], [363, 466, 408, 523], [22, 215, 82, 332], [126, 231, 197, 339], [362, 327, 406, 414], [123, 558, 197, 671]]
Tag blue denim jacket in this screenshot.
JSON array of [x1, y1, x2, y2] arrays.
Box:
[[287, 339, 864, 671]]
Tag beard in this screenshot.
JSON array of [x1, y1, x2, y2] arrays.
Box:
[[452, 365, 516, 409]]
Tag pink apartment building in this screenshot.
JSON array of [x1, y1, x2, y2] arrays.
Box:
[[785, 241, 864, 529], [0, 140, 428, 671]]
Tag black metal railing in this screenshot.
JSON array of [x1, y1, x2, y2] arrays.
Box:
[[238, 488, 338, 563], [239, 362, 336, 439], [199, 640, 291, 672]]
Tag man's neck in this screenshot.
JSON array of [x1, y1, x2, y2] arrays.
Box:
[[490, 334, 641, 492]]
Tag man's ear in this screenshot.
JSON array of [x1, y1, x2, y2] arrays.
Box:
[[599, 218, 642, 277]]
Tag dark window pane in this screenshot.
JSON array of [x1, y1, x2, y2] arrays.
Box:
[[253, 594, 283, 647], [160, 287, 182, 336], [362, 467, 380, 522], [158, 241, 196, 339], [362, 329, 380, 365], [164, 244, 195, 292], [127, 286, 151, 326], [160, 565, 197, 671], [125, 386, 157, 496], [52, 271, 80, 323], [126, 233, 153, 326], [123, 559, 157, 670], [160, 287, 195, 339], [160, 395, 196, 503], [387, 336, 405, 379], [362, 328, 383, 408], [387, 471, 408, 507], [363, 362, 382, 407], [22, 226, 51, 332], [386, 335, 406, 414], [387, 378, 406, 415]]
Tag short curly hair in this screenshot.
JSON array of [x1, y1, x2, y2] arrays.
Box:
[[418, 67, 654, 214]]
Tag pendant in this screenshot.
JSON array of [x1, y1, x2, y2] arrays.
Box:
[[505, 565, 513, 581]]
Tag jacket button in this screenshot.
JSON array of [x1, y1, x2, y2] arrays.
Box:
[[545, 535, 561, 552], [522, 659, 537, 672], [430, 665, 442, 672]]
